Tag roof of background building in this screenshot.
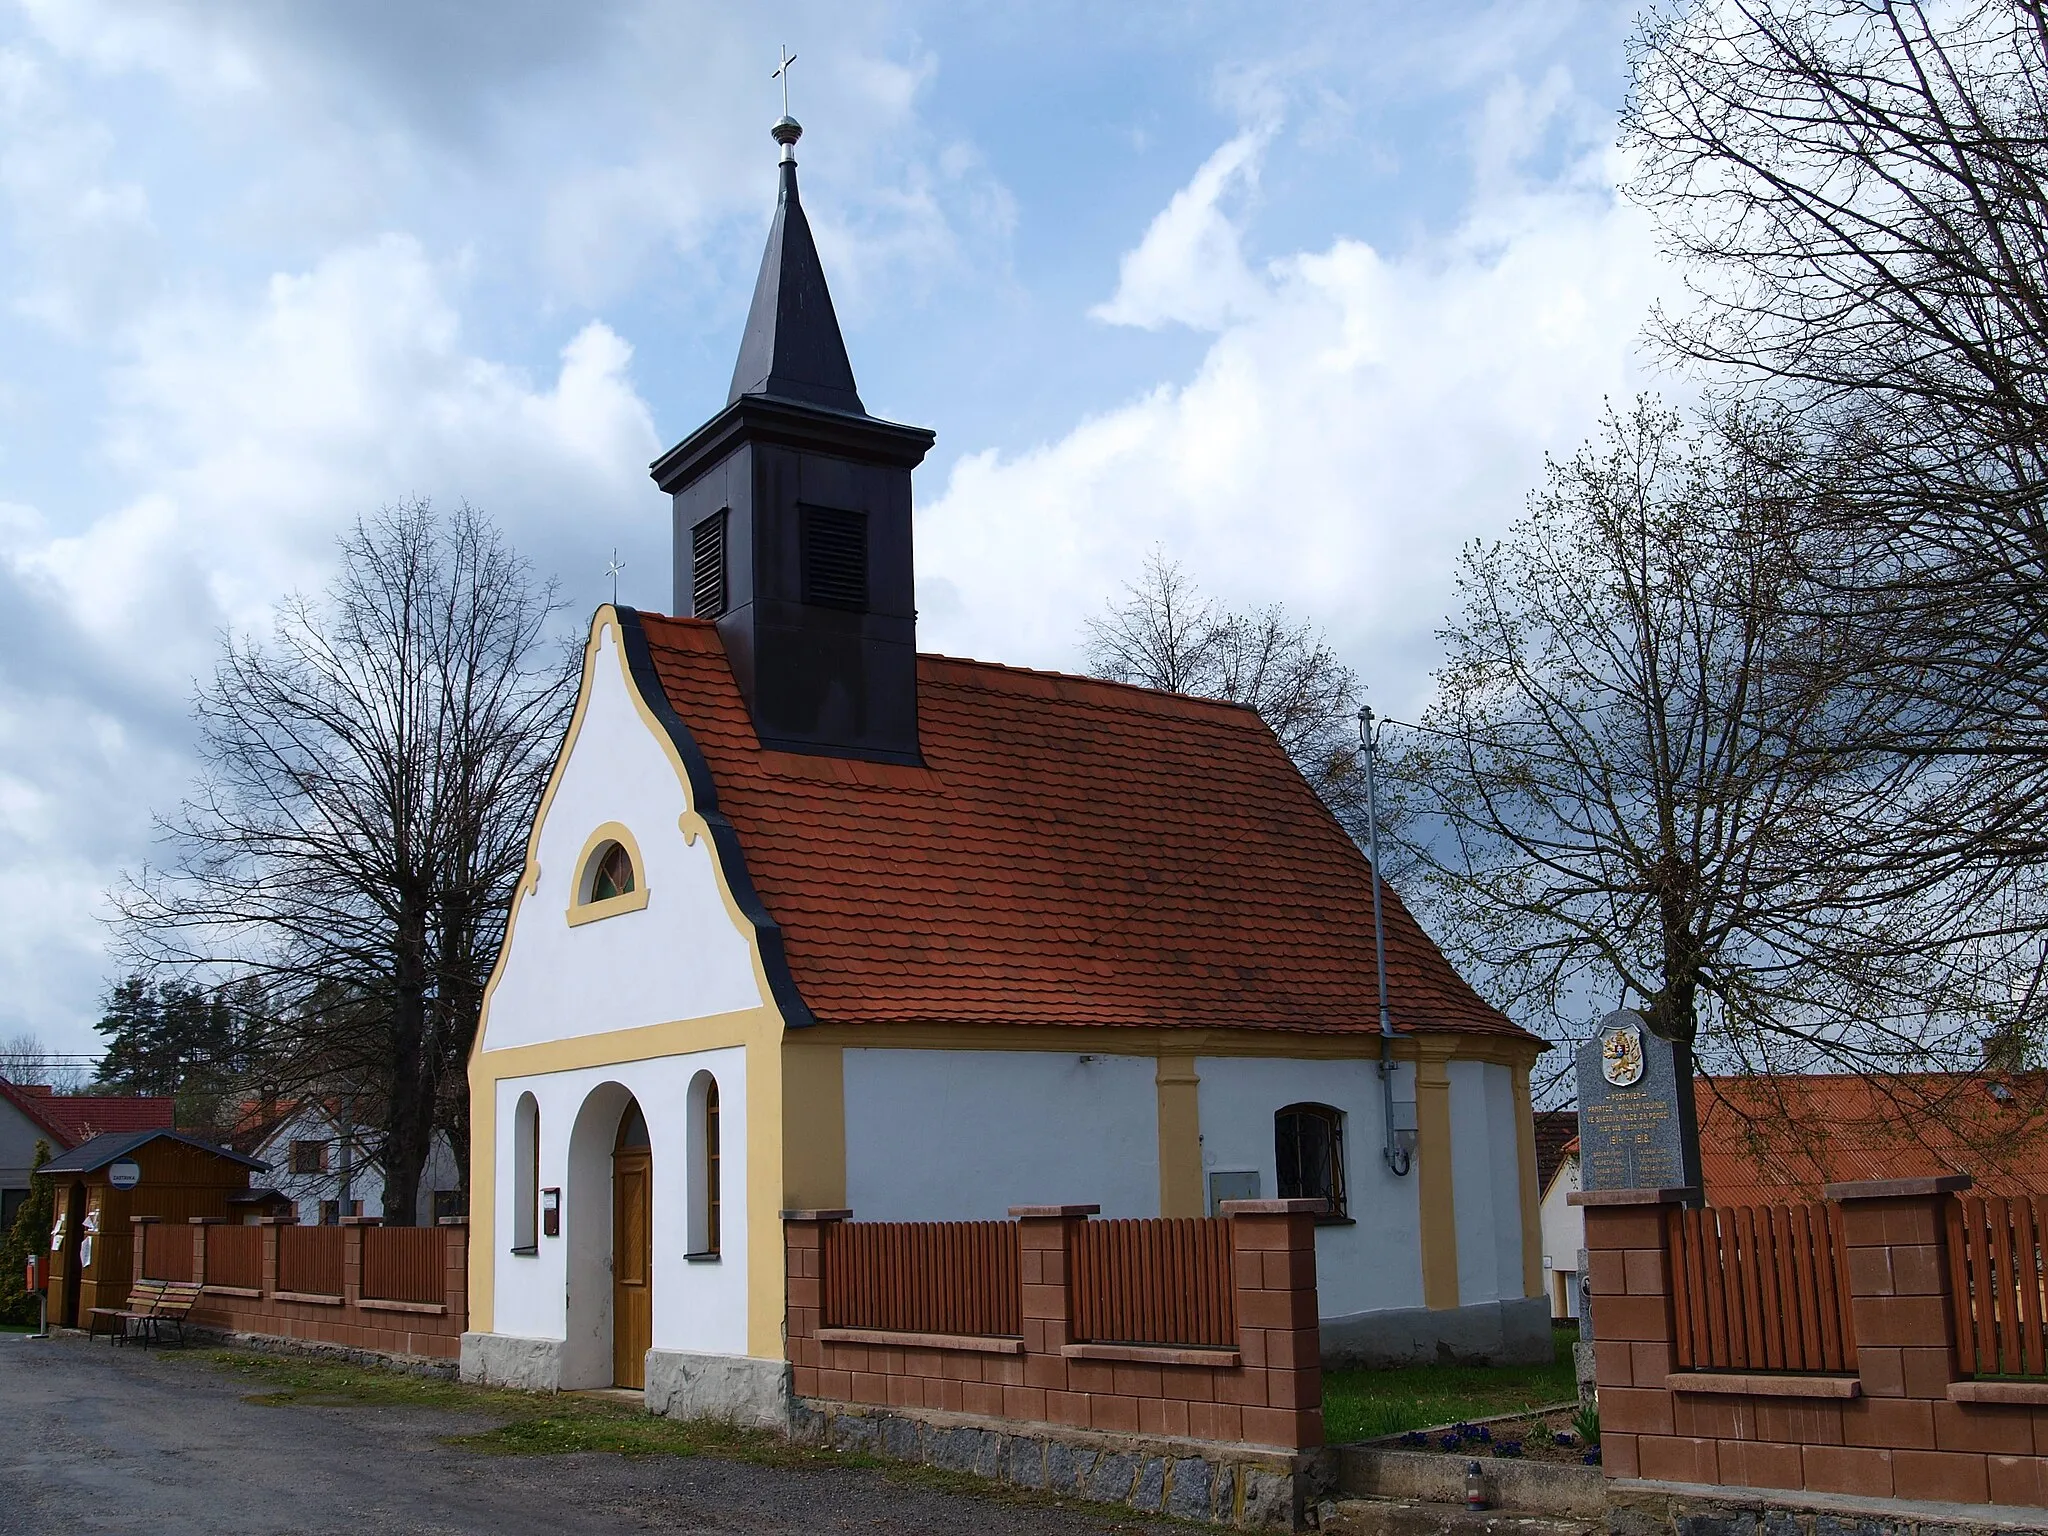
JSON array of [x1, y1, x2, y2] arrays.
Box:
[[627, 612, 1537, 1041], [1533, 1110, 1578, 1191], [39, 1127, 266, 1176], [1697, 1072, 2048, 1204], [0, 1078, 175, 1149]]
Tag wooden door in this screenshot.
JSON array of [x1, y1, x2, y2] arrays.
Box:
[[612, 1141, 652, 1389]]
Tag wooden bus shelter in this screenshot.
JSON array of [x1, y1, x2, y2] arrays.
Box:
[[40, 1129, 269, 1330]]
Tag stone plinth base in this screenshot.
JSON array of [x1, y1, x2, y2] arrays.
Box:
[[459, 1331, 562, 1391], [644, 1349, 789, 1429], [793, 1399, 1316, 1527]]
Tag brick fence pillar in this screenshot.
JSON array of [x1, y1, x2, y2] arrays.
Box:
[[257, 1216, 287, 1298], [190, 1216, 220, 1285], [781, 1207, 851, 1401], [1222, 1197, 1326, 1451], [438, 1219, 469, 1330], [340, 1214, 380, 1307], [1011, 1203, 1096, 1428], [1827, 1174, 1975, 1503], [130, 1215, 154, 1287], [1570, 1186, 1695, 1483]]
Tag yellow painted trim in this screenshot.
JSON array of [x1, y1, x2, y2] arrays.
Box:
[[1155, 1055, 1204, 1217], [780, 1037, 846, 1212], [467, 608, 792, 1351], [803, 1020, 1543, 1067], [1414, 1040, 1460, 1310], [1512, 1059, 1543, 1300], [566, 888, 651, 926]]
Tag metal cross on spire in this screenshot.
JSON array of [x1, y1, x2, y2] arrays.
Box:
[[605, 549, 626, 606], [772, 45, 798, 119]]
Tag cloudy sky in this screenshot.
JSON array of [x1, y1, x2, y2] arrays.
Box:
[[0, 0, 1675, 1056]]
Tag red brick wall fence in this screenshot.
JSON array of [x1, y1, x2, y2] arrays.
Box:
[[1579, 1175, 2048, 1509], [787, 1201, 1322, 1454], [133, 1214, 467, 1363]]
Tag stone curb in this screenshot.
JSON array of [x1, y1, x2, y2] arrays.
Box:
[[792, 1398, 1314, 1527], [1328, 1445, 1604, 1519]]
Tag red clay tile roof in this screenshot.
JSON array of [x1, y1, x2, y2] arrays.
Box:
[[1697, 1072, 2048, 1205], [0, 1077, 175, 1148], [627, 612, 1535, 1041]]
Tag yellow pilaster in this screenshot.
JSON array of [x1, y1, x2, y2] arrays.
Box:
[[780, 1036, 846, 1211], [1155, 1055, 1204, 1217], [1414, 1040, 1460, 1310], [1511, 1057, 1544, 1299]]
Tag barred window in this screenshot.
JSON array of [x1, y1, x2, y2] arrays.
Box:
[[1275, 1102, 1347, 1220]]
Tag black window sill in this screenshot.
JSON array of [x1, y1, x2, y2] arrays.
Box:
[[510, 1245, 539, 1256], [1315, 1216, 1356, 1227], [684, 1250, 721, 1264]]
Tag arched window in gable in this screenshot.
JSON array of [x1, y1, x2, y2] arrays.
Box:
[[591, 841, 634, 900], [567, 822, 650, 926], [1275, 1102, 1348, 1220]]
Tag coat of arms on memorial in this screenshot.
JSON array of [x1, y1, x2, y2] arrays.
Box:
[[1600, 1020, 1646, 1087]]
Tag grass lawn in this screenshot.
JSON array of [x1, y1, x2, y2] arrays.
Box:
[[1322, 1325, 1580, 1445], [203, 1336, 1580, 1466], [191, 1351, 1143, 1518]]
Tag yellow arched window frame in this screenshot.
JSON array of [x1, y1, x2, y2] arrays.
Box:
[[566, 821, 651, 926]]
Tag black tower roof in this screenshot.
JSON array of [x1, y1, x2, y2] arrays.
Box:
[[727, 119, 865, 416], [650, 111, 935, 767]]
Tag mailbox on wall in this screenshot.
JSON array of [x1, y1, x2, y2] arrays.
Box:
[[542, 1187, 560, 1238]]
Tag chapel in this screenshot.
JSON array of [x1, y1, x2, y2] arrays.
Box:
[[461, 109, 1549, 1419]]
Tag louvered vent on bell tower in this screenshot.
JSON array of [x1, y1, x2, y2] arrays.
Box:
[[692, 511, 728, 620], [801, 506, 867, 610]]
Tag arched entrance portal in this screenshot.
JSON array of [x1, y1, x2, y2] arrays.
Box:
[[611, 1100, 652, 1389]]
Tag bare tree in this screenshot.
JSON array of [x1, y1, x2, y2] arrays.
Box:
[[115, 501, 575, 1222], [0, 1034, 49, 1086], [0, 1034, 91, 1092], [1085, 551, 1366, 822], [1623, 0, 2048, 924], [1384, 398, 2023, 1107]]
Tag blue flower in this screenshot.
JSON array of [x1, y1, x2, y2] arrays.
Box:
[[1553, 1432, 1575, 1447], [1497, 1441, 1522, 1457], [1440, 1434, 1462, 1451], [1583, 1449, 1602, 1466]]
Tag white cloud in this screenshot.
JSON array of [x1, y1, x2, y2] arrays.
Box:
[[0, 45, 157, 336], [920, 122, 1672, 719], [1090, 126, 1271, 332], [0, 233, 662, 1045]]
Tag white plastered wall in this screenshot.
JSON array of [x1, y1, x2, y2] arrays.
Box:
[[1447, 1060, 1529, 1306], [843, 1050, 1158, 1219], [479, 621, 763, 1054], [1539, 1151, 1584, 1316], [1195, 1056, 1424, 1319], [491, 1048, 747, 1382]]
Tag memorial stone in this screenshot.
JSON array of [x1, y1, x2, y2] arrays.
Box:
[[1575, 1008, 1701, 1195]]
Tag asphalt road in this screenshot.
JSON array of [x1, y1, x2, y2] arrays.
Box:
[[0, 1333, 1171, 1535]]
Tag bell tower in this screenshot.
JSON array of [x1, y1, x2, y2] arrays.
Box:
[[651, 110, 935, 765]]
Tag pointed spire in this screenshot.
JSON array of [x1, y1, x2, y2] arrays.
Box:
[[727, 116, 866, 416]]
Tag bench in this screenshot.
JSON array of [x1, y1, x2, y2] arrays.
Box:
[[112, 1278, 204, 1348], [88, 1278, 167, 1343]]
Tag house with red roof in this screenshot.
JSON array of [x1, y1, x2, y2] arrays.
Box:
[[1536, 1070, 2048, 1319], [461, 113, 1550, 1421], [0, 1075, 175, 1231]]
